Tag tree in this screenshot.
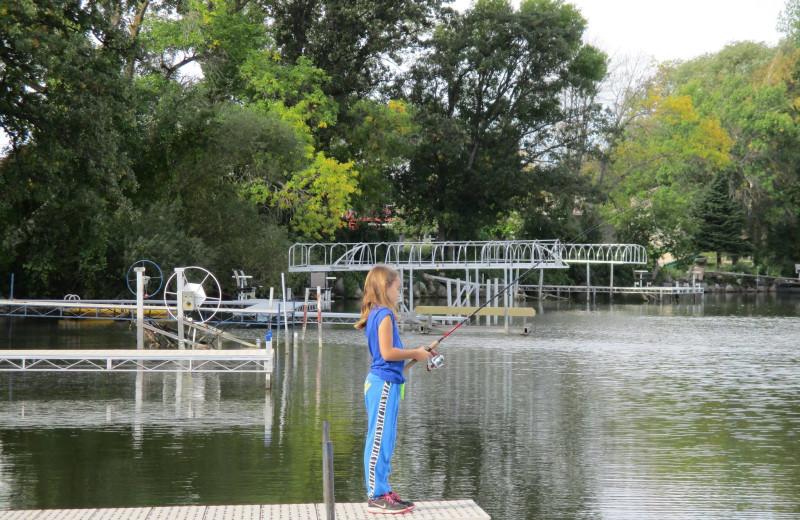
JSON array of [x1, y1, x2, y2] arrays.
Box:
[[600, 79, 734, 274], [265, 0, 443, 100], [667, 42, 800, 266], [397, 0, 606, 239], [0, 0, 139, 296], [692, 173, 751, 266]]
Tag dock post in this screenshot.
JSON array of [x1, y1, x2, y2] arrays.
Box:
[[277, 304, 281, 343], [610, 264, 614, 301], [447, 280, 452, 308], [474, 269, 480, 310], [538, 269, 543, 301], [303, 288, 309, 341], [409, 268, 414, 311], [317, 286, 322, 346], [175, 267, 186, 349], [281, 273, 290, 346], [9, 273, 13, 299], [485, 280, 491, 326], [135, 267, 145, 350], [492, 277, 500, 325], [322, 420, 335, 520], [586, 264, 591, 291]]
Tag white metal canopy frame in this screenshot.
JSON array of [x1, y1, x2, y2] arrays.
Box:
[[288, 240, 648, 272], [558, 243, 648, 265]]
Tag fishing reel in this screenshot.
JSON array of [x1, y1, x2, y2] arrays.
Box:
[[426, 353, 445, 371]]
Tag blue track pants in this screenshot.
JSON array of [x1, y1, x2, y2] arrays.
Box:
[[363, 372, 401, 500]]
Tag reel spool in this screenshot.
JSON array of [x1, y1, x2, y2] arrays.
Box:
[[163, 266, 222, 324], [126, 259, 164, 298], [427, 354, 445, 371]]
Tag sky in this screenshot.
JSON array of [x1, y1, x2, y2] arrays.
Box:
[[453, 0, 788, 62], [569, 0, 786, 62]]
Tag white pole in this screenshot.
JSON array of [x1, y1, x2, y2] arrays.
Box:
[[494, 278, 499, 325], [317, 286, 322, 347], [538, 268, 544, 300], [281, 273, 289, 344], [465, 271, 470, 305], [474, 269, 480, 310], [409, 268, 414, 312], [303, 288, 310, 340], [485, 280, 492, 326], [504, 269, 509, 333], [135, 267, 145, 350], [610, 264, 614, 300], [447, 280, 452, 307], [175, 267, 185, 350]]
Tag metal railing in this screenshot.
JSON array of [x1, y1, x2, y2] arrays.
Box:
[[289, 240, 567, 272], [288, 240, 648, 272], [559, 243, 648, 264]]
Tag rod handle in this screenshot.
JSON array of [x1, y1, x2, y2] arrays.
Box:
[[403, 339, 440, 372]]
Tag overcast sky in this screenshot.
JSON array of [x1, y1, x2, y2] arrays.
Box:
[[452, 0, 787, 62]]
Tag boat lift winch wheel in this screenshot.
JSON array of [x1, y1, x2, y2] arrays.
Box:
[[163, 266, 222, 324], [126, 259, 164, 298]]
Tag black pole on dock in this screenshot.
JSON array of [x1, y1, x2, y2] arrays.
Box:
[[322, 420, 335, 520]]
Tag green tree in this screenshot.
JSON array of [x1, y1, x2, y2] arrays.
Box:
[[0, 0, 138, 296], [667, 42, 800, 266], [266, 0, 443, 100], [600, 80, 733, 274], [396, 0, 606, 239], [691, 173, 751, 266]]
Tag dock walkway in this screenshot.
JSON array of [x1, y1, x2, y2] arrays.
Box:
[[0, 500, 490, 519], [0, 349, 272, 374]]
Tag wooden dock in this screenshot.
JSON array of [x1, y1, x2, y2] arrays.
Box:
[[0, 500, 490, 519]]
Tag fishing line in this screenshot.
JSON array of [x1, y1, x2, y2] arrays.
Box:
[[406, 204, 641, 372]]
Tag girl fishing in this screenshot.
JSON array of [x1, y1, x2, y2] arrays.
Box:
[[355, 264, 435, 514]]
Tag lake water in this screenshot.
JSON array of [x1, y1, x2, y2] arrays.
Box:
[[1, 293, 799, 519]]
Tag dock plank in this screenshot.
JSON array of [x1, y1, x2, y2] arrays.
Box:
[[90, 508, 151, 520], [204, 505, 260, 520], [0, 501, 490, 520], [145, 506, 206, 520]]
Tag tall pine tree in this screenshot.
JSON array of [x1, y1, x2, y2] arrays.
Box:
[[692, 173, 751, 266]]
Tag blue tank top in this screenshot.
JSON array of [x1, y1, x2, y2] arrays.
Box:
[[365, 306, 406, 384]]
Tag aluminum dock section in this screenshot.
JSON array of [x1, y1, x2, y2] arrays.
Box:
[[0, 500, 490, 519], [0, 349, 272, 374]]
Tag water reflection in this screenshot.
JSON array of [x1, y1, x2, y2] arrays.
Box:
[[0, 295, 799, 519]]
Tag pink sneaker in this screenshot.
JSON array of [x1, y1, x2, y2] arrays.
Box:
[[367, 492, 409, 514], [388, 490, 415, 510]]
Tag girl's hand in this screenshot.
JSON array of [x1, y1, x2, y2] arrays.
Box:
[[412, 347, 434, 363]]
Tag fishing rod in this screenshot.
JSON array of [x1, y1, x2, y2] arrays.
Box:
[[404, 254, 552, 372], [405, 204, 644, 371]]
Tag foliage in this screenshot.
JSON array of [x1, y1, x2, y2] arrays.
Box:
[[0, 0, 138, 297], [600, 79, 733, 272], [397, 0, 607, 240], [691, 173, 751, 266], [666, 42, 800, 265], [266, 0, 444, 100], [4, 0, 800, 297]]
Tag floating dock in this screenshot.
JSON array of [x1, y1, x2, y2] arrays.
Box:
[[0, 299, 318, 327], [0, 500, 490, 519], [0, 348, 272, 374]]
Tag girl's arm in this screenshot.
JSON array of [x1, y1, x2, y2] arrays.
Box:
[[378, 315, 432, 363]]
